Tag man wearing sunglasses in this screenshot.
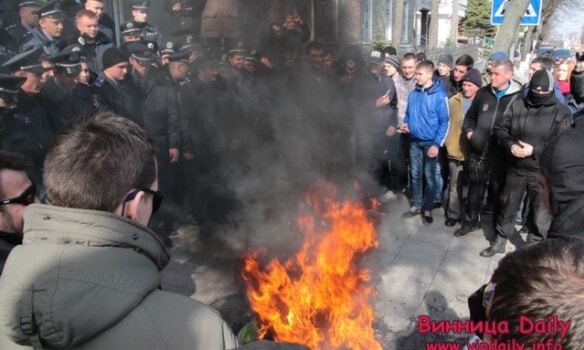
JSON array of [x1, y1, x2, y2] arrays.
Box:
[[0, 151, 37, 274], [0, 113, 237, 349]]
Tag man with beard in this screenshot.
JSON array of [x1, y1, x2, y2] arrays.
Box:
[[22, 0, 64, 56], [1, 47, 54, 188], [483, 70, 572, 256], [0, 151, 37, 274], [6, 0, 40, 47]]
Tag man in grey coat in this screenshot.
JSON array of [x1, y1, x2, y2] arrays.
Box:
[[22, 0, 64, 56], [0, 113, 238, 350]]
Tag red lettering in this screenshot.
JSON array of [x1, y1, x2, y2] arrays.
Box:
[[469, 321, 484, 334], [418, 315, 431, 334], [520, 315, 534, 334], [497, 320, 509, 334]]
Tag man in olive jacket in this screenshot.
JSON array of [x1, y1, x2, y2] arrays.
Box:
[[0, 113, 238, 350], [444, 68, 481, 229]]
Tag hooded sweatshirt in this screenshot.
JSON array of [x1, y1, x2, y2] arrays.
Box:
[[0, 204, 237, 350]]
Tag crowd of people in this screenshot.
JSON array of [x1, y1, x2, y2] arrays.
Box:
[[1, 0, 584, 348]]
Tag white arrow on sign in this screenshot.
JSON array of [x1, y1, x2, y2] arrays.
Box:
[[494, 0, 537, 17]]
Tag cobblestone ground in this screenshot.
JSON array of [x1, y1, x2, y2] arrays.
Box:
[[161, 192, 523, 349]]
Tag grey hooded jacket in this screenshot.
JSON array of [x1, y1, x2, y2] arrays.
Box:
[[0, 204, 237, 349]]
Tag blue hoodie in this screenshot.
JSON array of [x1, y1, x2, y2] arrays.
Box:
[[404, 78, 450, 147]]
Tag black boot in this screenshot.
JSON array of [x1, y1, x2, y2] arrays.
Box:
[[479, 236, 507, 257], [454, 223, 478, 237]]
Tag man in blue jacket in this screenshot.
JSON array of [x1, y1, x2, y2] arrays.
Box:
[[401, 60, 450, 225]]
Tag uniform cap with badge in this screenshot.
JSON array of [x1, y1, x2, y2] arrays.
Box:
[[126, 42, 157, 64], [50, 46, 83, 76], [38, 0, 65, 19], [159, 41, 175, 56], [120, 21, 142, 36], [17, 0, 41, 8], [131, 1, 151, 10], [0, 74, 27, 105], [176, 34, 206, 53], [1, 46, 44, 74]]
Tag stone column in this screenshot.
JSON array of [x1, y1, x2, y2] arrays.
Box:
[[338, 0, 363, 44]]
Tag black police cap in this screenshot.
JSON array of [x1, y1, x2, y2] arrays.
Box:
[[1, 46, 44, 74], [18, 0, 41, 8], [51, 46, 83, 75], [126, 42, 157, 62], [120, 21, 142, 35], [0, 74, 26, 94], [168, 50, 190, 63], [38, 0, 65, 19], [131, 1, 150, 10]]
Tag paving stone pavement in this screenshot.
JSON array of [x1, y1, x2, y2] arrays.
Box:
[[160, 192, 526, 349]]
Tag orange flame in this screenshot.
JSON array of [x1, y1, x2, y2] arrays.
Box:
[[242, 182, 382, 350]]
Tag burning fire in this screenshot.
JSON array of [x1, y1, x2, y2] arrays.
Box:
[[242, 182, 382, 350]]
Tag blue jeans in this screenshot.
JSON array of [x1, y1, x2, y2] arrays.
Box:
[[409, 141, 438, 212]]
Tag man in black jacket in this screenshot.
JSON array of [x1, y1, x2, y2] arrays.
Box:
[[0, 151, 37, 274], [456, 59, 523, 238], [91, 47, 143, 126], [6, 0, 40, 48], [1, 47, 54, 187], [481, 70, 572, 257]]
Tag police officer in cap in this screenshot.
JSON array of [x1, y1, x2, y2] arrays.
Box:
[[120, 21, 142, 45], [38, 46, 84, 130], [175, 34, 208, 70], [130, 1, 164, 48], [125, 41, 157, 92], [0, 47, 54, 189], [6, 0, 40, 48], [22, 0, 64, 56]]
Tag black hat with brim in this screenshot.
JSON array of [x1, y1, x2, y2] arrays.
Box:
[[18, 0, 41, 8], [0, 74, 26, 94], [1, 46, 44, 74], [38, 0, 65, 19]]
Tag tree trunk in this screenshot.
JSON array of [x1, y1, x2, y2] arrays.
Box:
[[428, 0, 440, 49], [492, 0, 531, 54], [450, 0, 458, 46], [522, 26, 535, 61], [392, 0, 405, 48]]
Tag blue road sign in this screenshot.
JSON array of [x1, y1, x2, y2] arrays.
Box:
[[491, 0, 542, 26]]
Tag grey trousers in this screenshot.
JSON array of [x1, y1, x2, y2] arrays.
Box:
[[446, 159, 464, 220]]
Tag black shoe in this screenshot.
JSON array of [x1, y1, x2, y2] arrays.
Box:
[[454, 224, 477, 237], [422, 212, 433, 226], [433, 202, 443, 210], [479, 237, 507, 257], [444, 218, 457, 227], [403, 207, 421, 218]]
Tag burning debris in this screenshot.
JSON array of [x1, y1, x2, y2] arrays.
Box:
[[241, 182, 382, 350]]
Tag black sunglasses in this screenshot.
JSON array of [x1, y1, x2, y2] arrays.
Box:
[[122, 187, 163, 215], [0, 183, 36, 206]]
